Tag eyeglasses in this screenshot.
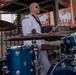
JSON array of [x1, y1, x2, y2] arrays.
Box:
[[35, 6, 40, 8]]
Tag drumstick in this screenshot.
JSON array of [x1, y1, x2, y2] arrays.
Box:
[[54, 31, 63, 35], [48, 25, 60, 34]]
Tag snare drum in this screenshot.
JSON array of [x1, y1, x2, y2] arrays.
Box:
[[47, 59, 76, 75], [6, 46, 35, 75], [62, 35, 76, 54]]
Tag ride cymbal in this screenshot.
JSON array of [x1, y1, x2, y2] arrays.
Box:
[[4, 33, 64, 41], [0, 20, 16, 31]]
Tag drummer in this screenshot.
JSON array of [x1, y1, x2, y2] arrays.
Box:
[[22, 2, 51, 75]]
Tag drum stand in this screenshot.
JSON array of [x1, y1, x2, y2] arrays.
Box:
[[32, 39, 39, 75]]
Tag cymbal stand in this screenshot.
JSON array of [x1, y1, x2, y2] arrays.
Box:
[[56, 41, 63, 61], [32, 39, 39, 75]]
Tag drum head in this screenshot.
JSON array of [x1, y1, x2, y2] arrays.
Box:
[[47, 60, 76, 75]]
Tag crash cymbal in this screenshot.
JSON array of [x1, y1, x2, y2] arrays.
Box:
[[0, 20, 16, 31], [4, 33, 64, 41]]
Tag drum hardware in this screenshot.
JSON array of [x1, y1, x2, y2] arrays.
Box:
[[69, 46, 76, 54], [71, 33, 76, 43], [23, 62, 27, 66], [66, 39, 70, 44], [5, 46, 35, 75], [22, 45, 30, 49], [49, 58, 67, 75], [32, 40, 39, 75], [48, 54, 76, 75], [30, 68, 34, 72], [74, 66, 76, 72], [4, 33, 64, 41], [71, 55, 76, 66], [2, 66, 10, 74], [61, 35, 76, 54], [56, 53, 65, 62], [16, 70, 20, 75], [29, 50, 33, 54], [60, 41, 66, 53], [15, 51, 20, 56], [7, 46, 21, 49], [47, 56, 76, 75], [61, 62, 66, 68]]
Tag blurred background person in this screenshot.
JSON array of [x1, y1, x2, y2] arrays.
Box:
[[59, 8, 72, 26]]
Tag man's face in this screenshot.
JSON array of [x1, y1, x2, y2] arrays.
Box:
[[31, 3, 40, 14]]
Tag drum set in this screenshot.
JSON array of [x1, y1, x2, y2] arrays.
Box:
[[47, 32, 76, 75], [4, 32, 76, 75], [0, 20, 76, 75]]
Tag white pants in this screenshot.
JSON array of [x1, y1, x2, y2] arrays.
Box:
[[38, 50, 51, 75], [24, 40, 51, 75]]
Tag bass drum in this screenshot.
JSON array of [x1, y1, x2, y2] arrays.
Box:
[[6, 46, 35, 75], [47, 59, 76, 75]]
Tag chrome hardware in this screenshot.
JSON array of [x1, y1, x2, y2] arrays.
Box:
[[74, 66, 76, 72], [15, 51, 20, 56], [16, 70, 20, 75], [71, 55, 76, 66], [61, 63, 66, 68], [66, 39, 70, 44], [23, 62, 27, 66], [30, 69, 34, 72], [2, 66, 10, 74], [32, 61, 34, 66], [7, 46, 21, 49], [34, 60, 38, 65], [73, 55, 76, 65], [6, 70, 10, 74], [74, 55, 76, 60], [29, 50, 33, 54]]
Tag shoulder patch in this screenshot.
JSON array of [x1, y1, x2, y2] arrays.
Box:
[[24, 17, 29, 19]]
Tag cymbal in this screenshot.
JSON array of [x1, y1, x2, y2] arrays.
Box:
[[56, 31, 76, 35], [41, 44, 59, 50], [0, 20, 16, 31], [4, 33, 64, 41]]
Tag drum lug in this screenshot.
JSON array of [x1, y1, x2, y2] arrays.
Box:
[[66, 39, 70, 44], [32, 61, 34, 66], [30, 69, 34, 72], [15, 51, 20, 56], [16, 70, 20, 75], [61, 63, 66, 68], [29, 50, 33, 54], [23, 62, 27, 66]]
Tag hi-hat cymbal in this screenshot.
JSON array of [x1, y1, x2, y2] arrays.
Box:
[[4, 33, 64, 41], [0, 20, 16, 31]]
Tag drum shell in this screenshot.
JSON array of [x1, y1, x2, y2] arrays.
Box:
[[62, 36, 76, 54], [6, 46, 35, 75], [47, 59, 76, 75]]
